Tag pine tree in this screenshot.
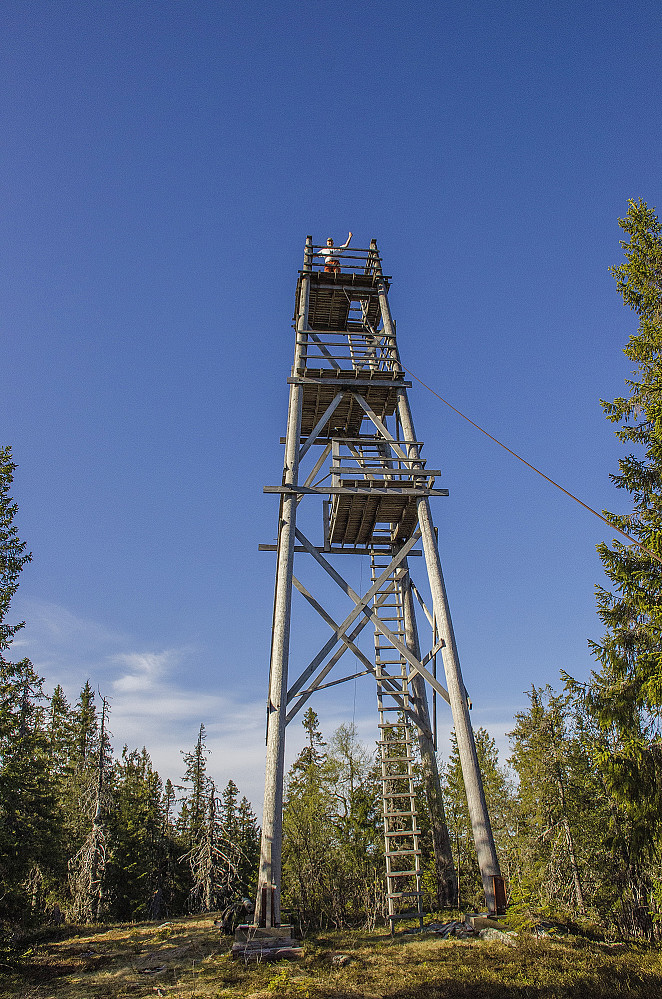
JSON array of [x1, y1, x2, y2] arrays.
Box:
[[282, 714, 386, 929], [325, 723, 383, 925]]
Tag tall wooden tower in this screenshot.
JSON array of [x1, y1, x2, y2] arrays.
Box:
[[256, 238, 502, 930]]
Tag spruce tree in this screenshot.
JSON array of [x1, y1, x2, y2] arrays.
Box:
[[179, 723, 210, 844], [0, 449, 60, 920], [508, 687, 606, 922], [282, 710, 335, 928], [219, 779, 259, 905], [0, 447, 31, 652], [0, 659, 60, 920], [67, 692, 112, 922], [574, 199, 662, 934], [105, 746, 171, 920], [443, 727, 513, 911], [236, 795, 260, 899]]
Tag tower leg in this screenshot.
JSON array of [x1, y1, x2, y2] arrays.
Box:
[[415, 496, 501, 912], [255, 489, 297, 927], [402, 570, 458, 908], [255, 240, 311, 927]]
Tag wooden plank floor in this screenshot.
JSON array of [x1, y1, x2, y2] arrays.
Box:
[[300, 371, 400, 436], [329, 491, 419, 546], [304, 273, 382, 332]]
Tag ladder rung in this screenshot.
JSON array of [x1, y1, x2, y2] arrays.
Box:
[[387, 849, 421, 857], [386, 869, 420, 877], [387, 892, 422, 900], [384, 810, 416, 817], [385, 830, 420, 838]]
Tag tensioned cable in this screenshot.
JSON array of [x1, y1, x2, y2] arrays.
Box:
[[401, 364, 662, 566]]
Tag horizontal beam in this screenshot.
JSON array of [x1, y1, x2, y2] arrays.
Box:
[[265, 485, 449, 497], [331, 466, 441, 477], [288, 377, 410, 389], [281, 437, 428, 446], [258, 544, 423, 556]]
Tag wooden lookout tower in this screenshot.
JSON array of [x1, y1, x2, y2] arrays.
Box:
[[255, 238, 504, 933]]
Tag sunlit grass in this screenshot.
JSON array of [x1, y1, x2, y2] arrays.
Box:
[[1, 914, 661, 998]]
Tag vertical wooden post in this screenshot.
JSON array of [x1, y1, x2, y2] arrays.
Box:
[[374, 261, 502, 914], [402, 570, 457, 907], [255, 237, 312, 926]]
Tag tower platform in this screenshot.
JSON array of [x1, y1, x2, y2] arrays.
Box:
[[294, 369, 406, 437], [297, 270, 386, 332]]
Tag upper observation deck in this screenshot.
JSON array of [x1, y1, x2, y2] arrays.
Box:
[[294, 242, 405, 438], [294, 243, 389, 333]]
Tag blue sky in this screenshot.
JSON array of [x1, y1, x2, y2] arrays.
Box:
[[3, 0, 661, 811]]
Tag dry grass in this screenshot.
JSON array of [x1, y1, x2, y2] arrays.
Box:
[[2, 914, 662, 999]]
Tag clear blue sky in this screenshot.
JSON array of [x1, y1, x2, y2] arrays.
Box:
[[3, 0, 661, 811]]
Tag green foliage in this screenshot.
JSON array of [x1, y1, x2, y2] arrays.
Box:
[[220, 779, 260, 903], [0, 451, 60, 921], [0, 447, 32, 652], [508, 687, 610, 923], [179, 723, 210, 844], [442, 727, 514, 911], [104, 746, 173, 919], [568, 199, 662, 936], [282, 712, 384, 929], [0, 659, 61, 920]]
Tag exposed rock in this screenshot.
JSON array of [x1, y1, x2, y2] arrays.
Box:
[[478, 927, 517, 946]]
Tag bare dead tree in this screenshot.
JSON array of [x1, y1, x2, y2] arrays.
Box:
[[67, 693, 110, 921]]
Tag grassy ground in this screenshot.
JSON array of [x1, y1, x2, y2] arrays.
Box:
[[2, 913, 662, 999]]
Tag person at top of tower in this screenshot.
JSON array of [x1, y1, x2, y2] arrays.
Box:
[[316, 232, 352, 273]]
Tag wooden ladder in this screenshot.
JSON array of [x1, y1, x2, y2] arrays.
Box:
[[371, 553, 424, 933]]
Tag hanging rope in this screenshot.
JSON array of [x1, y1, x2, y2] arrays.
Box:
[[401, 364, 662, 566]]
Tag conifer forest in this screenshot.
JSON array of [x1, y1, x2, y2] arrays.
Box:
[[1, 201, 661, 945]]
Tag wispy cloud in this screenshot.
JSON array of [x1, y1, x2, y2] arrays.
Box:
[[111, 649, 182, 694]]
